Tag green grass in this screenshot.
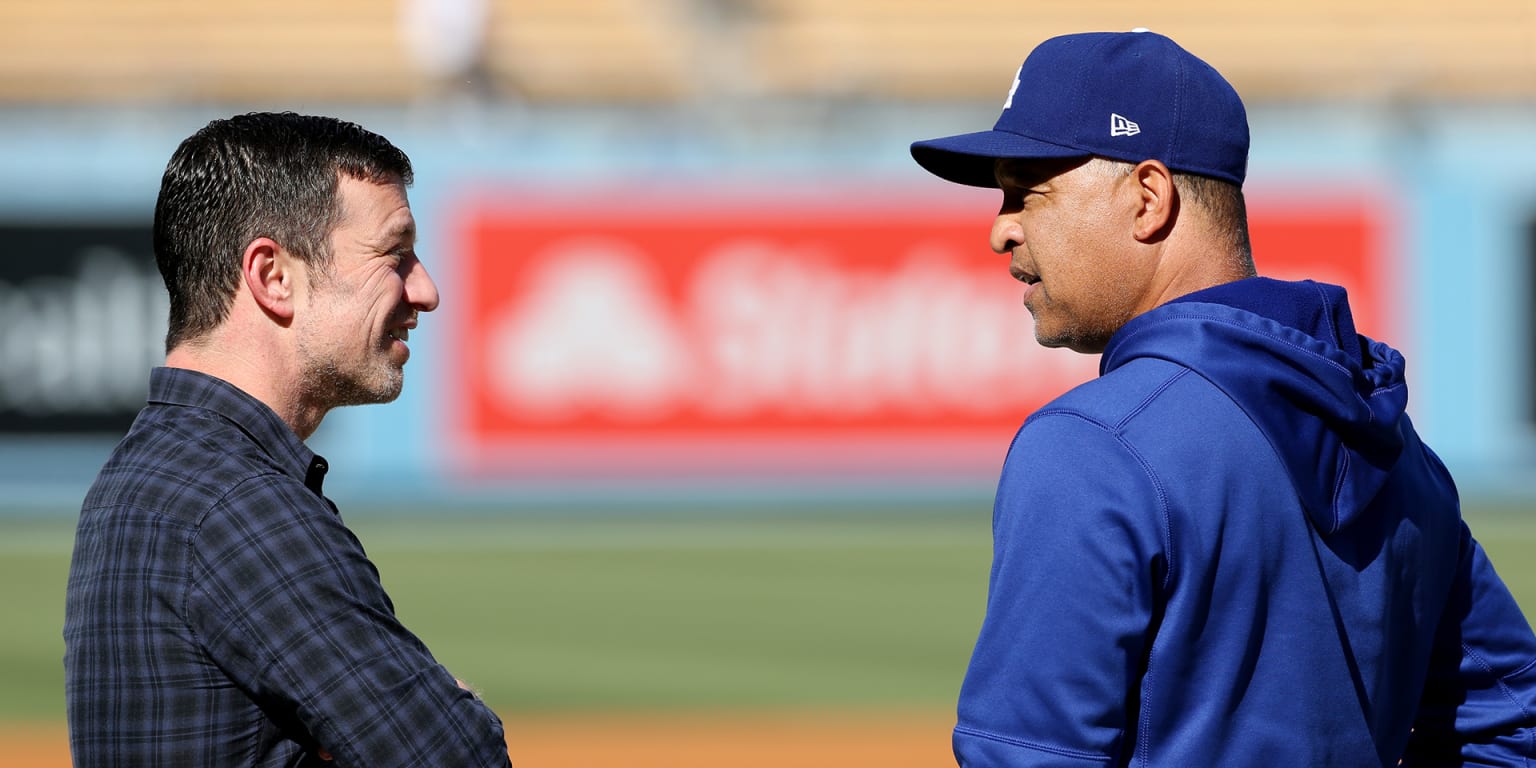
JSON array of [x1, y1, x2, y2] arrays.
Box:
[[6, 503, 1536, 722], [360, 513, 990, 713], [0, 520, 75, 722]]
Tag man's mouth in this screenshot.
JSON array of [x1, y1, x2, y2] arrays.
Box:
[[1009, 266, 1040, 285], [387, 328, 410, 342]]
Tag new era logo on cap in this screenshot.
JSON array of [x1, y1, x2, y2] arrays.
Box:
[[1110, 114, 1140, 137]]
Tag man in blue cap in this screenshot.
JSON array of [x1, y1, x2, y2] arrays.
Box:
[[912, 30, 1536, 767]]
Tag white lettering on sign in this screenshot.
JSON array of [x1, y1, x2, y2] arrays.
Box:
[[688, 241, 1040, 416], [0, 248, 167, 415]]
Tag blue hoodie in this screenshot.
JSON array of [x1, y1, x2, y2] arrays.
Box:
[[955, 278, 1536, 767]]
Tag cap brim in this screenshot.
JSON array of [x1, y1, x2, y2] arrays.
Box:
[[910, 130, 1092, 188]]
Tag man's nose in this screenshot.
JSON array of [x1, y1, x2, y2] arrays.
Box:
[[406, 258, 440, 312], [991, 214, 1022, 256]]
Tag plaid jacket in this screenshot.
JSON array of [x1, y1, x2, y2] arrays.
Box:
[[64, 367, 509, 767]]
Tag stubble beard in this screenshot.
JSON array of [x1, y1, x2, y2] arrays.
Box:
[[1028, 300, 1122, 355], [1028, 276, 1141, 355], [298, 269, 407, 409], [298, 340, 405, 411]]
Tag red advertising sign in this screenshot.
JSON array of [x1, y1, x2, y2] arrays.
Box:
[[450, 189, 1386, 478]]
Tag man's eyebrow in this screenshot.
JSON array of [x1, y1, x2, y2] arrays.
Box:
[[994, 161, 1037, 189], [995, 157, 1088, 189], [995, 162, 1053, 189]]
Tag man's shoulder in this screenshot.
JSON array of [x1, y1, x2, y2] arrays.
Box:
[[84, 404, 306, 526], [1030, 356, 1209, 429]]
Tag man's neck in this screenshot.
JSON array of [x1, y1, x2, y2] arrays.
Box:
[[165, 340, 325, 440]]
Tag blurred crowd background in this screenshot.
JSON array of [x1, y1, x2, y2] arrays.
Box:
[[1, 0, 1534, 510]]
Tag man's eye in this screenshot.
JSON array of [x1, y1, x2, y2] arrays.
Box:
[[999, 188, 1035, 213]]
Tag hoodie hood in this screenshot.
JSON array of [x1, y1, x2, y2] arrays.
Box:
[[1101, 278, 1407, 534]]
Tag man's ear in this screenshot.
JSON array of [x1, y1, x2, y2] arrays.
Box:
[[241, 238, 298, 320], [1130, 160, 1177, 243]]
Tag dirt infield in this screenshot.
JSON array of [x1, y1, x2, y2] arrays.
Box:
[[5, 711, 955, 767]]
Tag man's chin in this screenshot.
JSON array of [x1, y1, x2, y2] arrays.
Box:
[[1033, 328, 1106, 355], [327, 375, 404, 409], [1032, 326, 1069, 349], [369, 377, 405, 405]]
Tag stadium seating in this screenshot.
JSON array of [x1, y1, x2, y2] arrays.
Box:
[[0, 0, 1531, 104], [0, 0, 415, 103]]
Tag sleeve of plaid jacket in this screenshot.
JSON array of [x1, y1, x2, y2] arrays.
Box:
[[187, 474, 511, 767]]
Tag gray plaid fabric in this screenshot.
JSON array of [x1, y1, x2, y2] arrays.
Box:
[[64, 367, 509, 767]]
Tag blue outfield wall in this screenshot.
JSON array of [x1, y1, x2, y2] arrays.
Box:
[[0, 101, 1533, 510]]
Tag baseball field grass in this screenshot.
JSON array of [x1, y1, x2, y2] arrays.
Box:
[[5, 501, 1535, 766]]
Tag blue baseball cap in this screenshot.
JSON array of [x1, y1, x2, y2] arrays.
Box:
[[911, 30, 1249, 188]]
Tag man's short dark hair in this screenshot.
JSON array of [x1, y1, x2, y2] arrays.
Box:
[[1175, 172, 1254, 276], [152, 111, 414, 351], [1087, 158, 1253, 276]]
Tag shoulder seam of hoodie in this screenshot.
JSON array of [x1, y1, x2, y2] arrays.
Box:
[[1028, 377, 1179, 594]]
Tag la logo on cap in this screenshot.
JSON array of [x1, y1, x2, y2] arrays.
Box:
[[1003, 67, 1021, 109]]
